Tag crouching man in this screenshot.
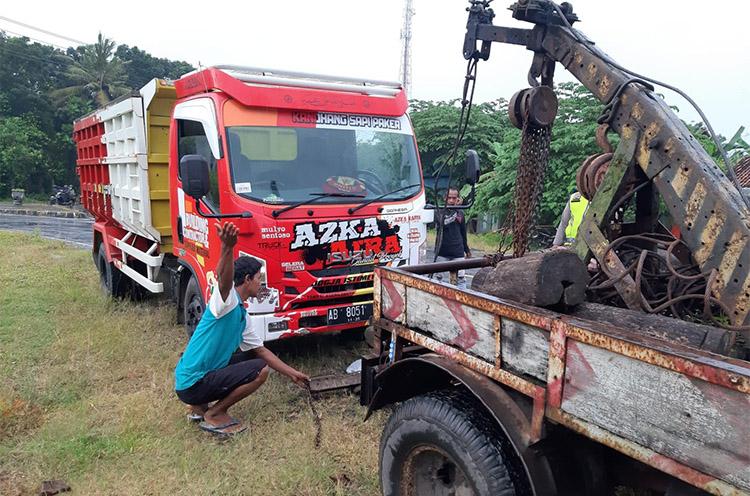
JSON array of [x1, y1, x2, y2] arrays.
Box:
[[175, 221, 309, 436]]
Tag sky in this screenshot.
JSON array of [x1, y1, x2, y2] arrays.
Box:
[[2, 0, 749, 138]]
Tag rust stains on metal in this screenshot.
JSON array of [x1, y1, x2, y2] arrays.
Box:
[[561, 320, 750, 394], [587, 62, 598, 80], [378, 267, 557, 331], [599, 74, 612, 100], [373, 271, 382, 321], [530, 387, 546, 443], [574, 52, 584, 68], [379, 319, 540, 397], [494, 315, 502, 369], [715, 231, 748, 298], [684, 181, 707, 231], [637, 121, 662, 171], [380, 277, 405, 322], [694, 208, 727, 265], [547, 320, 568, 408], [546, 409, 742, 496], [631, 102, 644, 121]]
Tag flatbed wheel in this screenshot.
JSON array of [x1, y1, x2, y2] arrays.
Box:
[[379, 389, 528, 496]]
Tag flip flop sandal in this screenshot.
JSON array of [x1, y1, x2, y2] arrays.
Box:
[[187, 413, 204, 422], [198, 420, 247, 436]]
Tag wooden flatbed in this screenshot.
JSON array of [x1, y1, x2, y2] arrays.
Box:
[[371, 264, 750, 495]]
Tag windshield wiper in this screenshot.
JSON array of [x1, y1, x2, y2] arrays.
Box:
[[272, 192, 365, 218], [348, 183, 421, 214]]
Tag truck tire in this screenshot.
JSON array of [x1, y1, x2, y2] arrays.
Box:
[[183, 276, 205, 338], [380, 389, 527, 496], [97, 243, 126, 298]]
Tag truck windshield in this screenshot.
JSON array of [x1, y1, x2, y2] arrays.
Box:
[[227, 126, 421, 205]]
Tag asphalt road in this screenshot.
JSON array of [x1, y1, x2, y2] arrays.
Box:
[[0, 213, 93, 249]]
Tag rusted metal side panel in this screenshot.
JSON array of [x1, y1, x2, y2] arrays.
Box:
[[379, 319, 541, 398], [380, 276, 406, 324], [547, 409, 747, 496], [377, 267, 558, 331], [561, 341, 750, 491], [561, 317, 750, 394], [501, 319, 549, 382], [404, 285, 497, 362]]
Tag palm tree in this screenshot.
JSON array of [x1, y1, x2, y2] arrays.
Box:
[[53, 33, 129, 107]]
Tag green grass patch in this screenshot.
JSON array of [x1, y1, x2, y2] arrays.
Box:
[[426, 227, 505, 253], [0, 231, 384, 495]]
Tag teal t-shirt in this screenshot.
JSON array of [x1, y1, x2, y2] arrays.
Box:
[[174, 288, 246, 391]]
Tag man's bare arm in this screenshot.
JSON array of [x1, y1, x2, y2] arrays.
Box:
[[251, 346, 309, 387], [215, 222, 238, 301]]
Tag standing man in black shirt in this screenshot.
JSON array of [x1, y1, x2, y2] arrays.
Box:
[[435, 187, 472, 289]]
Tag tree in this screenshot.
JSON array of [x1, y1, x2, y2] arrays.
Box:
[[115, 45, 194, 89], [469, 82, 605, 225], [0, 33, 73, 130], [409, 99, 507, 205], [0, 116, 49, 196], [687, 123, 750, 169], [54, 33, 129, 107]]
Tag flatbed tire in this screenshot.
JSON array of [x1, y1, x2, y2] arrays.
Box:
[[379, 389, 527, 496]]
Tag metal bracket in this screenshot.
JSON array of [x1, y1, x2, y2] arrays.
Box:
[[576, 131, 642, 310]]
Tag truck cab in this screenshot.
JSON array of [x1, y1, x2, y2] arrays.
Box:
[[75, 66, 431, 340]]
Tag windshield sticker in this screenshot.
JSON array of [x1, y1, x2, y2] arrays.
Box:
[[287, 111, 410, 134], [236, 182, 252, 193], [290, 218, 403, 267], [324, 176, 366, 194]]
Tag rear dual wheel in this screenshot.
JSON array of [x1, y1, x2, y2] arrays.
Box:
[[97, 242, 127, 298]]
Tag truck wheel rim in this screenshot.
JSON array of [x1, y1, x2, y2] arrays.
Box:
[[400, 445, 473, 496], [186, 296, 203, 327]]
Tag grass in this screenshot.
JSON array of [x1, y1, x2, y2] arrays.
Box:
[[0, 231, 385, 495], [426, 228, 505, 254]]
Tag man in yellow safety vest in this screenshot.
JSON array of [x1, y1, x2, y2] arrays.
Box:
[[552, 190, 589, 247]]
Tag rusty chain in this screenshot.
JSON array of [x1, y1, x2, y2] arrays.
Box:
[[510, 118, 552, 258], [303, 382, 322, 449]]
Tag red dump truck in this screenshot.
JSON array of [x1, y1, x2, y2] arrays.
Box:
[[74, 66, 432, 338]]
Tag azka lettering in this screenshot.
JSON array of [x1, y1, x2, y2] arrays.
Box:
[[290, 219, 381, 250]]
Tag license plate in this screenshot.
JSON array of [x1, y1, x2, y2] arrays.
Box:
[[327, 303, 373, 326]]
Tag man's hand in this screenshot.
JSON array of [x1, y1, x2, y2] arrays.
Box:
[[215, 222, 239, 248], [288, 369, 310, 388], [215, 222, 239, 300], [465, 250, 472, 258]]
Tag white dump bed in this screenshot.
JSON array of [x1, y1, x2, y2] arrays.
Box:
[[96, 80, 170, 242]]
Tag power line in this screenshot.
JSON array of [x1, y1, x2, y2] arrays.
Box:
[[0, 15, 88, 46], [0, 44, 69, 67], [0, 27, 73, 52]]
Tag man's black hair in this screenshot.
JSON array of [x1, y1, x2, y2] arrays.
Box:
[[234, 256, 262, 286]]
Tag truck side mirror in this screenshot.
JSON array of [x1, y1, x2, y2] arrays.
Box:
[[180, 155, 210, 199], [465, 150, 480, 185]]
